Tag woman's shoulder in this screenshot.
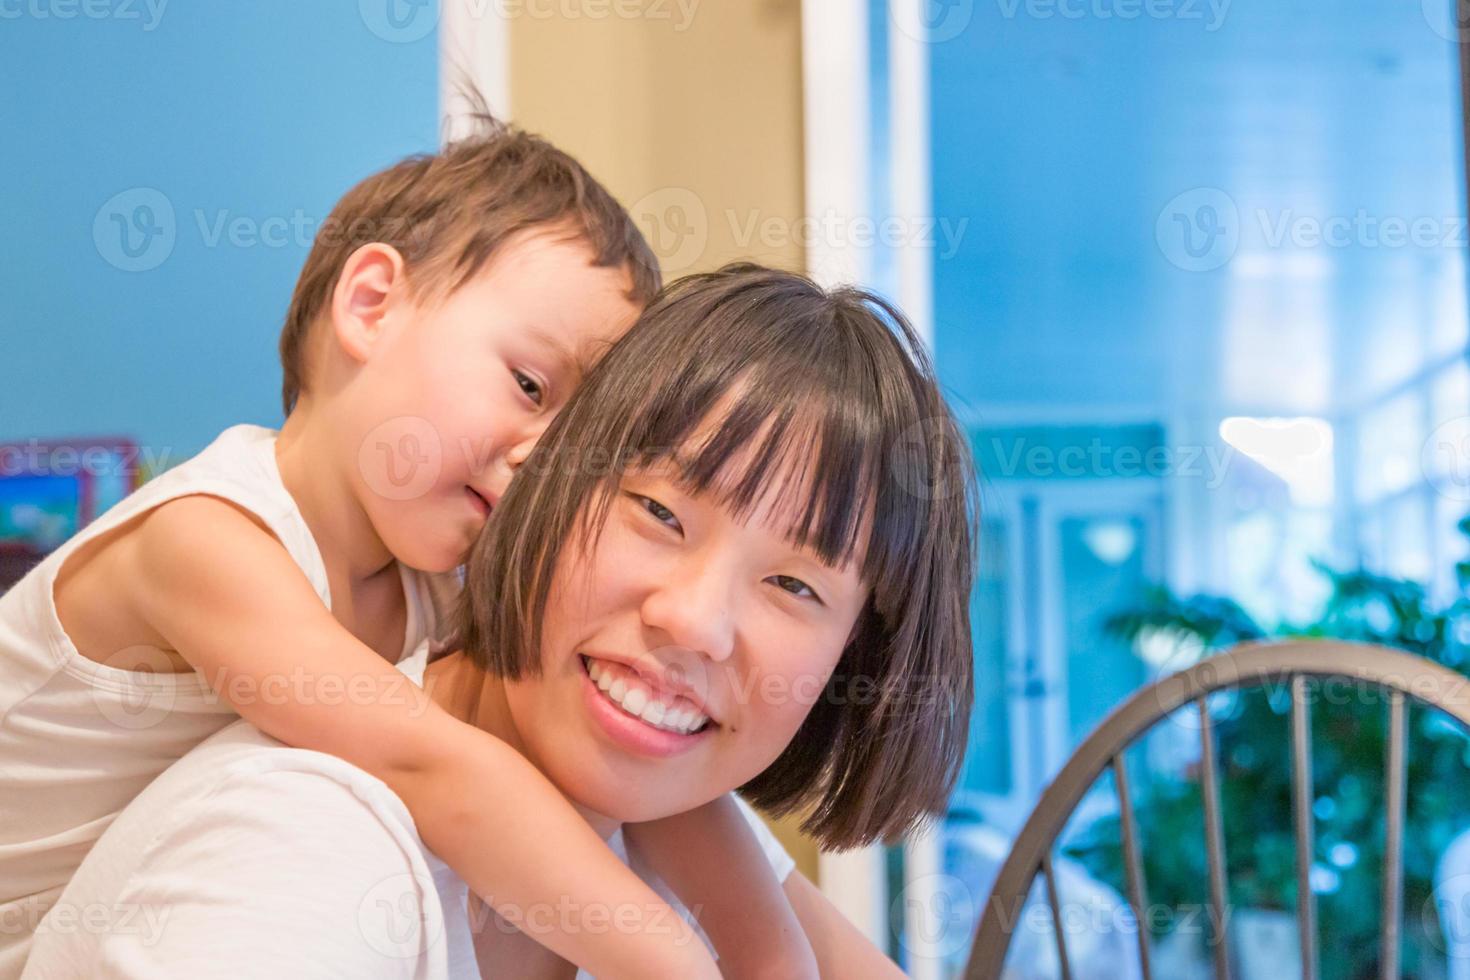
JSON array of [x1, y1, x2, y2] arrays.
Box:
[[45, 718, 442, 938], [151, 717, 419, 839], [29, 720, 459, 979]]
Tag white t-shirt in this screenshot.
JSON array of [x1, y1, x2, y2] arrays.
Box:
[[20, 644, 795, 979], [0, 424, 458, 980]]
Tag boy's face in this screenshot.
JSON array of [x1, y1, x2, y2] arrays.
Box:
[[344, 228, 643, 572]]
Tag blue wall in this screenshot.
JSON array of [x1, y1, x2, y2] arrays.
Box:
[[1, 1, 440, 466], [923, 1, 1467, 418]]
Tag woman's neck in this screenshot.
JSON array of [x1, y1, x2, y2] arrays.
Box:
[[424, 651, 622, 841]]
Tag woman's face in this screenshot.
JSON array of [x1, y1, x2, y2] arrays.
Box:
[[501, 459, 870, 822]]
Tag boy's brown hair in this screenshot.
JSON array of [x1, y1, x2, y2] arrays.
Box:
[[278, 114, 661, 415], [455, 263, 979, 850]]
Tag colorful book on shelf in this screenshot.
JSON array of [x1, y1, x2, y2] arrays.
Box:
[[0, 437, 145, 558]]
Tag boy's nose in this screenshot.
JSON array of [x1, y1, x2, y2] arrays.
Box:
[[505, 417, 552, 470]]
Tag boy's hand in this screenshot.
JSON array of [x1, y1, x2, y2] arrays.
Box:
[[467, 892, 578, 980], [783, 870, 907, 979], [624, 795, 820, 980]]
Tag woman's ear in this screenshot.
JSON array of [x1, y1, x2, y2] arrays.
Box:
[[328, 242, 408, 364]]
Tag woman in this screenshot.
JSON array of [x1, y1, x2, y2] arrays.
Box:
[[23, 265, 978, 978]]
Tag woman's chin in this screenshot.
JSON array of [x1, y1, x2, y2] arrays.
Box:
[[569, 780, 695, 824], [545, 760, 710, 825]]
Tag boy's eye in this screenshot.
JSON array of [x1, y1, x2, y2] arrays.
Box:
[[770, 575, 821, 603], [512, 369, 544, 406], [634, 494, 683, 533]]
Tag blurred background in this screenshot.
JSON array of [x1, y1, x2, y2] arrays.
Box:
[[6, 1, 1470, 976]]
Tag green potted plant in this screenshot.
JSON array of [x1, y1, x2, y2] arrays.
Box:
[[1064, 519, 1470, 979]]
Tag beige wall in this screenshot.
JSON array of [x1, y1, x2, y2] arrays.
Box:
[[508, 0, 807, 277], [507, 0, 817, 880]]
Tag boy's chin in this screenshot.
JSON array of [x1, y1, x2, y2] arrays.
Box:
[[415, 549, 469, 575], [382, 525, 470, 574]]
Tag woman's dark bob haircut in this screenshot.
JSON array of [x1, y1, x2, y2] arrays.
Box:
[[455, 263, 978, 849]]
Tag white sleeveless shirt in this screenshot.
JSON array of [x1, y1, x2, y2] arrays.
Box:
[[0, 424, 456, 978]]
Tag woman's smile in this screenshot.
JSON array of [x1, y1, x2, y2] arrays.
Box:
[[579, 654, 717, 759]]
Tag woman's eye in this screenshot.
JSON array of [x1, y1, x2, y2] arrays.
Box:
[[637, 495, 683, 532], [771, 575, 820, 602], [512, 369, 544, 406]]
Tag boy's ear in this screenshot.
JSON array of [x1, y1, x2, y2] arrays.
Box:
[[329, 243, 408, 363]]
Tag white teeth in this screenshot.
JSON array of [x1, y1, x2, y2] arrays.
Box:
[[622, 687, 648, 715], [584, 656, 710, 735]]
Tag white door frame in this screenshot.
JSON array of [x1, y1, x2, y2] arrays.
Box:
[[800, 0, 892, 953], [439, 0, 511, 140], [802, 0, 946, 970], [999, 478, 1167, 809], [958, 487, 1043, 835]]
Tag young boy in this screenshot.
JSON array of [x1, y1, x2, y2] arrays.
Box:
[[0, 117, 814, 978]]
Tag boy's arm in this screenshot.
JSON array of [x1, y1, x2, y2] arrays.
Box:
[[124, 496, 718, 980], [782, 870, 907, 979], [624, 795, 819, 980], [466, 893, 578, 980], [630, 800, 909, 979]]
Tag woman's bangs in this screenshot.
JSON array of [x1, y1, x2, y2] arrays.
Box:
[[629, 371, 883, 572]]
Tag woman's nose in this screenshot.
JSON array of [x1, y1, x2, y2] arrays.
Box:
[[639, 558, 736, 663]]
